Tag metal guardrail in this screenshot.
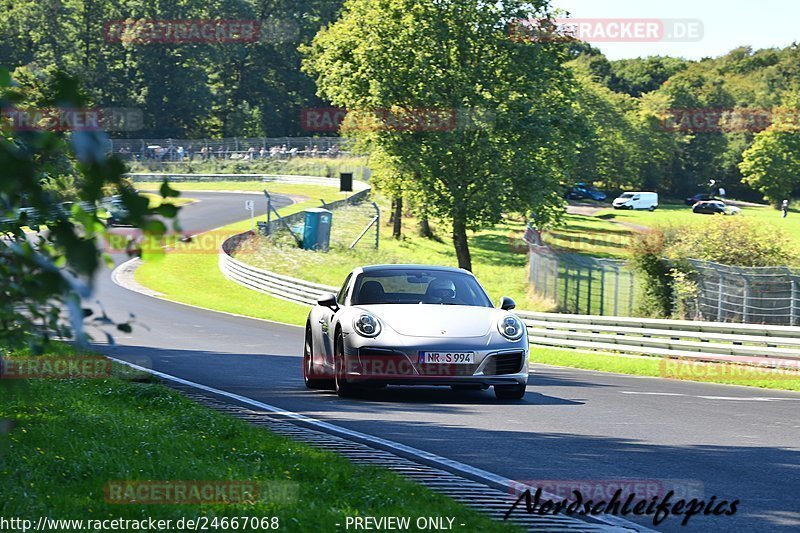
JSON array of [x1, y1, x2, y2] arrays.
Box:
[[219, 246, 336, 306], [126, 173, 370, 191], [218, 247, 800, 366]]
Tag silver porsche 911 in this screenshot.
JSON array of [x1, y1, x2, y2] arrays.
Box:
[[303, 264, 529, 400]]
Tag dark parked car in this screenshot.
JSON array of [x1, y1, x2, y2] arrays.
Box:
[[692, 200, 740, 215], [685, 193, 714, 206], [565, 183, 607, 201]]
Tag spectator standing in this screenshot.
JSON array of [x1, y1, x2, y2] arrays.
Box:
[[782, 199, 789, 218]]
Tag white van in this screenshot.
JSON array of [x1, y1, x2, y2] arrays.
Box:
[[612, 192, 659, 211]]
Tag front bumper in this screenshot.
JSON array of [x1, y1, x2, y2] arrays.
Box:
[[341, 334, 529, 387]]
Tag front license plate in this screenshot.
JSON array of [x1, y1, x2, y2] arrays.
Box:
[[420, 352, 475, 364]]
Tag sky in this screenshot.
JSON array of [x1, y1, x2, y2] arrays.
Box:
[[552, 0, 799, 60]]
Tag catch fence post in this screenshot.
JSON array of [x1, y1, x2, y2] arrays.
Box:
[[587, 265, 594, 315], [599, 268, 605, 316], [743, 278, 750, 323]]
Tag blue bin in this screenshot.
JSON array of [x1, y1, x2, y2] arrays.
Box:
[[302, 208, 332, 251]]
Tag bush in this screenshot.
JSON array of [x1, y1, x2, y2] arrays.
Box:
[[628, 229, 674, 317], [628, 217, 797, 319], [663, 216, 796, 267]]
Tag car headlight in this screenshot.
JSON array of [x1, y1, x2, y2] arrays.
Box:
[[354, 313, 381, 337], [498, 315, 524, 341]]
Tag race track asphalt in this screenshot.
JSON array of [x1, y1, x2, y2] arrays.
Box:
[[87, 191, 800, 533]]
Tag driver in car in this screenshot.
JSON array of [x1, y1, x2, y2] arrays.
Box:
[[427, 278, 457, 303]]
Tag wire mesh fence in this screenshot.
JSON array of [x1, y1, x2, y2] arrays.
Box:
[[107, 137, 356, 161], [688, 260, 800, 325], [528, 245, 638, 316], [258, 190, 377, 250]]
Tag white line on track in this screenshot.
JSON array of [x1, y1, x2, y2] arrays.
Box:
[[621, 391, 800, 401]]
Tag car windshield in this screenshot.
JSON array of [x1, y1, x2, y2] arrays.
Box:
[[352, 269, 493, 307], [619, 193, 635, 199]]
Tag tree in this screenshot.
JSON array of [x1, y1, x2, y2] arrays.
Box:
[[1, 69, 179, 351], [302, 0, 579, 270], [739, 124, 800, 205]]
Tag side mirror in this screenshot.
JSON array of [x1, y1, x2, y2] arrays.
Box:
[[317, 292, 339, 312], [499, 296, 516, 311]]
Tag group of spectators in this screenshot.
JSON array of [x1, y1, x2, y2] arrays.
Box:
[[116, 143, 342, 162]]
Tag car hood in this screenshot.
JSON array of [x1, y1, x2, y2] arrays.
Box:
[[357, 304, 496, 338]]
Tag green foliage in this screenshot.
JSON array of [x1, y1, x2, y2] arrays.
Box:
[[740, 123, 800, 205], [570, 43, 800, 201], [0, 69, 178, 351], [663, 217, 796, 268], [607, 56, 690, 97], [628, 229, 674, 318], [0, 0, 345, 137], [629, 216, 797, 319], [302, 0, 581, 270]]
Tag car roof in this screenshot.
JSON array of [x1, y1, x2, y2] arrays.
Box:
[[357, 264, 472, 275]]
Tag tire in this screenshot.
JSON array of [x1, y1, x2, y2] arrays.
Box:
[[649, 205, 656, 212], [334, 330, 359, 398], [303, 324, 332, 389], [494, 383, 527, 400]]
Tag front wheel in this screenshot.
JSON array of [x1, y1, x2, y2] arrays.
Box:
[[334, 331, 359, 398], [494, 383, 527, 400], [304, 324, 332, 389]]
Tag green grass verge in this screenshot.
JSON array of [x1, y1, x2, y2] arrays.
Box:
[[0, 346, 517, 530], [594, 202, 800, 255], [136, 252, 310, 326], [535, 346, 800, 392], [544, 202, 800, 260], [541, 213, 634, 259]]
